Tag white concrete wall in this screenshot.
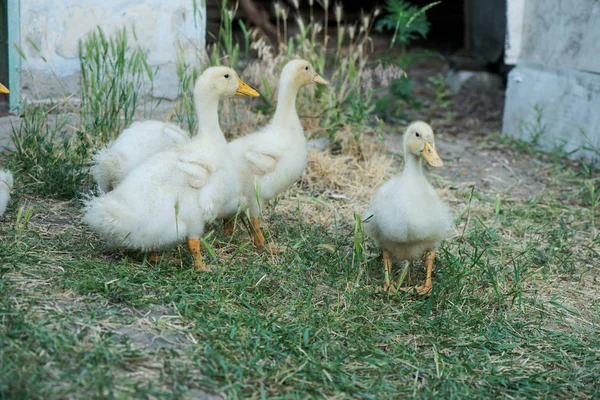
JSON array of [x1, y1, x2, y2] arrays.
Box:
[[503, 0, 600, 164], [505, 0, 600, 71], [504, 0, 524, 65], [19, 0, 206, 101]]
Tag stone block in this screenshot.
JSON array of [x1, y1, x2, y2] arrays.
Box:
[[502, 62, 600, 164]]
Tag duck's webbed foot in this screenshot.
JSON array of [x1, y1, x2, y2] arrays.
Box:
[[263, 242, 286, 255], [147, 251, 161, 263], [398, 251, 434, 295]]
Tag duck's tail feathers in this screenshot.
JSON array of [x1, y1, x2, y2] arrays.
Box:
[[83, 195, 124, 238], [82, 194, 182, 251]]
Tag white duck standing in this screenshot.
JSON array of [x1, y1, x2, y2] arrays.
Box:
[[364, 121, 453, 294], [83, 67, 259, 270], [226, 59, 327, 249]]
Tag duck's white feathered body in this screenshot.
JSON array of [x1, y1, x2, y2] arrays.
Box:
[[227, 60, 326, 220], [229, 117, 307, 217], [0, 169, 14, 217], [365, 172, 452, 260], [83, 141, 238, 251], [92, 121, 190, 192]]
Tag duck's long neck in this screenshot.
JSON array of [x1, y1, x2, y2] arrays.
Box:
[[193, 93, 227, 148], [402, 149, 423, 178], [270, 80, 301, 133]]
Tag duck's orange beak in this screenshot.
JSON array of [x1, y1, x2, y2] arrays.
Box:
[[422, 142, 443, 168], [312, 73, 328, 85], [236, 78, 260, 97], [0, 83, 9, 94]]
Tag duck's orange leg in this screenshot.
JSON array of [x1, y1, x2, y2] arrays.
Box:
[[187, 238, 211, 272], [383, 251, 393, 291], [400, 251, 434, 295], [250, 217, 266, 249]]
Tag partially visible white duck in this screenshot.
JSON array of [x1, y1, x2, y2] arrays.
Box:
[[364, 121, 453, 294], [0, 169, 13, 217], [83, 67, 259, 270], [226, 59, 327, 249], [0, 85, 12, 217], [92, 120, 190, 193]]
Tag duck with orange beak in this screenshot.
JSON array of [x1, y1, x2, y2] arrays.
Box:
[[364, 121, 453, 294], [224, 59, 328, 251], [84, 67, 260, 270]]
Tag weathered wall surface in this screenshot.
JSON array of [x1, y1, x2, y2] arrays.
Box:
[[503, 63, 600, 163], [518, 0, 600, 73], [19, 0, 206, 101], [503, 0, 600, 164]]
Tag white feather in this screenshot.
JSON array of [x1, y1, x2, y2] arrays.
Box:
[[91, 121, 191, 192], [0, 169, 14, 217], [244, 143, 282, 175]]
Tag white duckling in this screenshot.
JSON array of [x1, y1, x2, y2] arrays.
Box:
[[0, 169, 13, 217], [83, 67, 259, 270], [364, 121, 452, 294], [226, 59, 327, 248]]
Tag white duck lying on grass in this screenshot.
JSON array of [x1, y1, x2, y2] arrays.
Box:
[[91, 120, 191, 193], [226, 59, 327, 250], [364, 121, 453, 295], [83, 67, 259, 270]]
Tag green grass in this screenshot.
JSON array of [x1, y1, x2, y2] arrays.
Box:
[[1, 175, 599, 398], [2, 8, 599, 398]]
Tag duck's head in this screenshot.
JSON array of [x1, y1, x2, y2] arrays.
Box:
[[404, 121, 443, 168], [0, 83, 9, 94], [279, 59, 328, 90], [194, 66, 259, 100]]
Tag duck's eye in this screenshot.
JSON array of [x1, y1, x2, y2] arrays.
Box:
[[305, 66, 309, 71], [415, 132, 420, 137], [224, 74, 229, 79]]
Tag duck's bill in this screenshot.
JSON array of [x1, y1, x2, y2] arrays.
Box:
[[312, 74, 328, 85], [0, 83, 9, 94], [423, 142, 443, 167], [236, 79, 260, 97]]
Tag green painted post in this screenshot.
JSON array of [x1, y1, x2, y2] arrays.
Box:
[[7, 0, 19, 112]]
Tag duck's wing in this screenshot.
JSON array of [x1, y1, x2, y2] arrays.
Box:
[[245, 143, 282, 176], [176, 154, 216, 189], [163, 125, 192, 145]]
